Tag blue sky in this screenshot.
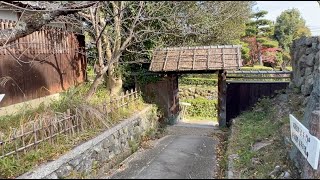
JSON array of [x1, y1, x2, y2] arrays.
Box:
[[254, 1, 320, 36]]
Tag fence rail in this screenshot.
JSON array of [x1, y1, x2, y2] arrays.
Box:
[[0, 88, 141, 159], [226, 70, 292, 82]]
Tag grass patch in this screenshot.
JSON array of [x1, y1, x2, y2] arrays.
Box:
[[240, 65, 274, 71], [226, 96, 296, 179], [0, 83, 111, 134], [183, 116, 217, 122], [179, 77, 218, 86], [183, 97, 218, 119], [240, 65, 292, 71], [179, 84, 217, 91]]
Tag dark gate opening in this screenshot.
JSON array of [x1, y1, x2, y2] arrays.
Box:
[[225, 71, 292, 126]]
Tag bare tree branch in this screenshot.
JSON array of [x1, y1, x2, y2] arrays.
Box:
[[0, 1, 98, 46]]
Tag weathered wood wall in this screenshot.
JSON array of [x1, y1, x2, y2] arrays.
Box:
[[226, 81, 289, 126], [140, 74, 180, 121], [0, 19, 87, 107]]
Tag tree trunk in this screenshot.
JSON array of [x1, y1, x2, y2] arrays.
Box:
[[258, 49, 262, 65], [85, 73, 104, 101], [255, 37, 263, 65], [106, 63, 123, 97]]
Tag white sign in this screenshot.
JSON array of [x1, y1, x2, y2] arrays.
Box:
[[290, 114, 320, 169], [0, 94, 4, 103]]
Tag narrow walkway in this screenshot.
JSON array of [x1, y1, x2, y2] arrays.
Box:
[[101, 120, 220, 179]]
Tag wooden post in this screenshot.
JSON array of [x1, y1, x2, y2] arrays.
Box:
[[33, 122, 38, 150], [21, 125, 26, 154], [134, 75, 138, 91], [49, 120, 54, 144], [125, 90, 129, 108], [75, 109, 80, 134], [121, 92, 125, 110], [13, 129, 19, 158], [218, 70, 227, 127], [0, 133, 4, 157]]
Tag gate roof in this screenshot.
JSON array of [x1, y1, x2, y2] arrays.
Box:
[[149, 45, 242, 72]]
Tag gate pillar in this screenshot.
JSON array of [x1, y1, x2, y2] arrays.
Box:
[[218, 70, 227, 127]]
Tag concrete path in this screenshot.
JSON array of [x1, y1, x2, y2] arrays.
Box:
[[100, 121, 220, 179]]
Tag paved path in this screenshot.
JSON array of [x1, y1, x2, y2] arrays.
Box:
[[101, 121, 220, 179]]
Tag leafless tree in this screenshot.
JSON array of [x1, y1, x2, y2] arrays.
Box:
[[79, 1, 253, 99], [78, 1, 183, 99]]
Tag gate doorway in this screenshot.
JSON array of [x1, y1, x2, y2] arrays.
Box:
[[148, 45, 242, 127], [147, 45, 293, 127]]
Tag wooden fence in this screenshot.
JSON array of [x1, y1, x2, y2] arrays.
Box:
[[0, 19, 87, 107], [0, 88, 141, 159]]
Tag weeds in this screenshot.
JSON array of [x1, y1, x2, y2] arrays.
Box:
[[226, 96, 296, 179]]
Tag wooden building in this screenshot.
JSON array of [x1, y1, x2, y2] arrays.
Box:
[[0, 5, 87, 107]]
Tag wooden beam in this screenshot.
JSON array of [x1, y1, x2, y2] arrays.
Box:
[[226, 76, 291, 79], [162, 49, 169, 71]]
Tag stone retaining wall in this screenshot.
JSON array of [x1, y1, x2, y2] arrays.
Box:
[[290, 36, 320, 178], [17, 105, 158, 179]]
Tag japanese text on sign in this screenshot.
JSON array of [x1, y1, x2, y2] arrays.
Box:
[[290, 114, 320, 170]]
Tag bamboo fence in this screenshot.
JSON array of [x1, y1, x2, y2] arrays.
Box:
[[0, 88, 141, 159]]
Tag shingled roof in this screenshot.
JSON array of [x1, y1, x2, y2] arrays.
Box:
[[149, 45, 242, 72]]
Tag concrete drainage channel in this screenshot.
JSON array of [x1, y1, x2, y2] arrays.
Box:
[[17, 105, 158, 179]]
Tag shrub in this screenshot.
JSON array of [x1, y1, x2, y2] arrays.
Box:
[[183, 98, 218, 118], [179, 77, 218, 86]]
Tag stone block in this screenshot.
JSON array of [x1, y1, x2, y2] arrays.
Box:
[[306, 38, 312, 46], [305, 67, 313, 76], [309, 110, 320, 138], [306, 48, 312, 55], [45, 172, 58, 179], [102, 139, 112, 149], [69, 154, 85, 168], [306, 53, 315, 67], [312, 43, 317, 50], [56, 165, 73, 178], [96, 149, 109, 163], [301, 75, 314, 96]]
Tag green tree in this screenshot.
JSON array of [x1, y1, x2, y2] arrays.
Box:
[[245, 10, 273, 65], [274, 8, 311, 52]]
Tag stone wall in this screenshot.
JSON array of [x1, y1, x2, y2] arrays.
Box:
[[17, 105, 158, 179], [290, 36, 320, 178]]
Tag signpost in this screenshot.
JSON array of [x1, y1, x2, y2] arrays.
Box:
[[290, 114, 320, 170], [0, 94, 4, 103]]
